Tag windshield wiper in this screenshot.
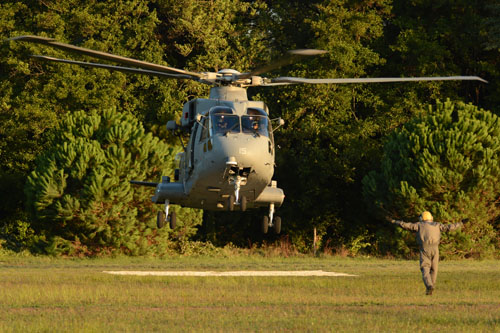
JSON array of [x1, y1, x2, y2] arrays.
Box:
[[224, 123, 240, 136]]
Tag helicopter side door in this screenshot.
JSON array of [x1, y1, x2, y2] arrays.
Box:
[[187, 121, 200, 174], [199, 114, 211, 154]]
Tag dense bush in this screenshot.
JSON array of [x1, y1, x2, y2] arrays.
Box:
[[25, 108, 202, 255]]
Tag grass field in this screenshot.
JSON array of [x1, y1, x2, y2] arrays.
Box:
[[1, 254, 499, 332]]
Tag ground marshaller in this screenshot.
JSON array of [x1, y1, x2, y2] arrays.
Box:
[[387, 211, 464, 295]]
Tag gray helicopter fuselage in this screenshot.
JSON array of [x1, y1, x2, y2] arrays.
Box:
[[152, 86, 285, 211]]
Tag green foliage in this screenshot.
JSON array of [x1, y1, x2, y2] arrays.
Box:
[[363, 100, 500, 258], [153, 0, 269, 98], [0, 219, 34, 252], [383, 0, 500, 113], [25, 108, 202, 255], [0, 171, 34, 251], [172, 240, 222, 257], [1, 0, 499, 254], [155, 0, 267, 71]]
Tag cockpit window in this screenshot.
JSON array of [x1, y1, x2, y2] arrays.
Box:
[[242, 115, 269, 137], [242, 107, 270, 137], [209, 106, 271, 136], [210, 106, 239, 135], [212, 114, 240, 134]]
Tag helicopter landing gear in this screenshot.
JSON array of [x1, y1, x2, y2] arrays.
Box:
[[240, 195, 247, 212], [234, 176, 242, 204], [157, 199, 176, 229], [262, 215, 269, 233], [227, 172, 249, 211], [274, 216, 281, 234], [169, 211, 177, 229], [228, 195, 235, 211], [261, 203, 281, 234], [227, 194, 247, 212], [157, 211, 165, 229]]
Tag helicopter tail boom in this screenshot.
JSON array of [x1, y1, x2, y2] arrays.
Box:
[[130, 180, 158, 187], [131, 179, 187, 205]]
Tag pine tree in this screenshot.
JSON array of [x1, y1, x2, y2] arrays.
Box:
[[25, 108, 202, 255], [363, 100, 500, 258]]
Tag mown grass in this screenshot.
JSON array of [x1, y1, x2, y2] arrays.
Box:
[[0, 254, 499, 332]]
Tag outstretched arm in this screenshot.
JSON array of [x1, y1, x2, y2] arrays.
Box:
[[439, 221, 464, 232], [386, 217, 418, 231]]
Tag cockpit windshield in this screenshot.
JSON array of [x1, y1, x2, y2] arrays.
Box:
[[241, 115, 269, 136], [210, 107, 239, 134], [242, 108, 270, 137], [210, 106, 270, 137]]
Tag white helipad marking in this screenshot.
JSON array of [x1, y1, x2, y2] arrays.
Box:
[[103, 270, 357, 277]]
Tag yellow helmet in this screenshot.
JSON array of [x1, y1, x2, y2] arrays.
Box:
[[420, 211, 433, 222]]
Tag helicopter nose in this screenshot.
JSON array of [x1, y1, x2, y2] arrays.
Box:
[[212, 134, 272, 169]]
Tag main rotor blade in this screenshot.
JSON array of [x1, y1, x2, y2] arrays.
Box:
[[9, 35, 202, 78], [269, 76, 488, 85], [31, 55, 205, 81], [238, 49, 328, 80]]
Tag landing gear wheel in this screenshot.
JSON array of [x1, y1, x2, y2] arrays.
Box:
[[169, 211, 177, 229], [274, 216, 281, 234], [157, 211, 166, 229], [228, 195, 235, 211], [262, 216, 269, 234], [240, 196, 247, 212]]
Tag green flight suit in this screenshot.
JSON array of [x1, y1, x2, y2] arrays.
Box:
[[392, 219, 463, 291]]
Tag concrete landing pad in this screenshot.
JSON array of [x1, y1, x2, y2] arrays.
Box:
[[103, 270, 357, 277]]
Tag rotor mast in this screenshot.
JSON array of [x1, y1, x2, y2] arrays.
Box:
[[209, 86, 248, 102]]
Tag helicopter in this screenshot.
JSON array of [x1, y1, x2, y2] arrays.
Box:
[[9, 35, 487, 234]]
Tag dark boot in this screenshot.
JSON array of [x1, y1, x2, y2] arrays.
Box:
[[426, 286, 434, 295]]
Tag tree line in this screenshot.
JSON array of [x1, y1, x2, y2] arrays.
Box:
[[1, 0, 499, 257]]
